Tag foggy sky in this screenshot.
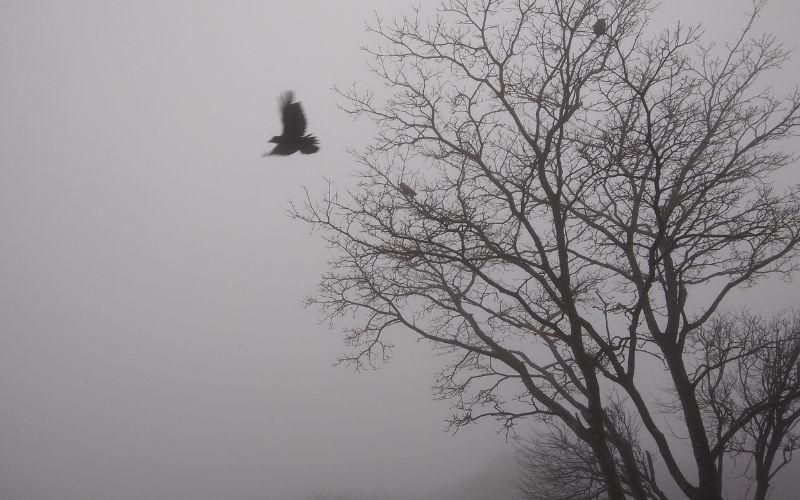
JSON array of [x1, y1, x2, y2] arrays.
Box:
[[1, 1, 799, 499]]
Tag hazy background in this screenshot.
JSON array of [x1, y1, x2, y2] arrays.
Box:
[[1, 1, 799, 499]]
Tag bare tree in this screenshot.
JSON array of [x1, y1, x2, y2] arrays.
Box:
[[516, 399, 667, 500], [293, 1, 800, 499], [692, 311, 800, 500], [516, 311, 800, 500], [517, 422, 609, 500]]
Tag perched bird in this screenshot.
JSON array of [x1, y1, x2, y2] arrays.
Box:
[[264, 91, 319, 156], [593, 18, 608, 36], [399, 182, 417, 198]]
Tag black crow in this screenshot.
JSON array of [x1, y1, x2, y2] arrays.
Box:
[[593, 18, 608, 36], [399, 182, 417, 198], [264, 91, 319, 156]]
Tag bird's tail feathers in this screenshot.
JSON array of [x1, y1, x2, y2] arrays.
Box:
[[299, 134, 320, 154]]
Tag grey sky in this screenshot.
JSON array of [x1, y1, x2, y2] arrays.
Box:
[[1, 1, 799, 499]]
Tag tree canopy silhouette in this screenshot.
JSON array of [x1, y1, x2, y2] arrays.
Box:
[[295, 1, 800, 499]]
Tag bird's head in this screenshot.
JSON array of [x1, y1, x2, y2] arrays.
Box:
[[269, 136, 281, 143]]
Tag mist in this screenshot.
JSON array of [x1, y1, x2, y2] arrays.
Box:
[[2, 1, 800, 499]]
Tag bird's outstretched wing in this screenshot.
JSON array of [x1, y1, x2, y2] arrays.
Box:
[[279, 91, 307, 138]]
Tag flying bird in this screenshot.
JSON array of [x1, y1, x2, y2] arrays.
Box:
[[593, 18, 608, 36], [399, 182, 417, 198], [264, 91, 319, 156]]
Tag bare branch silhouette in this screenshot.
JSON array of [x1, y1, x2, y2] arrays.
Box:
[[294, 1, 800, 498]]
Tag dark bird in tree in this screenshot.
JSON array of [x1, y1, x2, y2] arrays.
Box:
[[593, 18, 608, 36], [399, 182, 417, 198], [263, 91, 319, 156], [567, 88, 582, 115]]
